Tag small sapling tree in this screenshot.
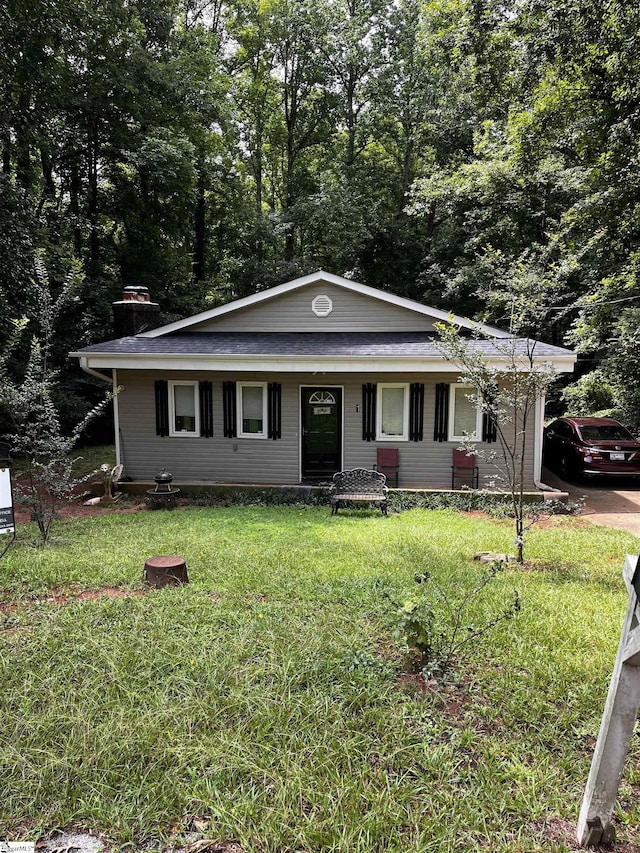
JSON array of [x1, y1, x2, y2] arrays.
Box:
[[383, 565, 520, 681], [436, 322, 557, 563], [0, 258, 114, 543]]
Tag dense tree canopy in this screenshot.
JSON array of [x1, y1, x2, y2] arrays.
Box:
[[1, 0, 639, 428]]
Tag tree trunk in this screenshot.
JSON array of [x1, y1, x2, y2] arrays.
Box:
[[15, 89, 32, 190], [399, 131, 414, 213], [87, 122, 100, 274], [253, 124, 264, 264], [193, 163, 206, 283], [70, 161, 83, 257], [2, 135, 10, 173], [284, 135, 296, 263], [345, 69, 357, 169]]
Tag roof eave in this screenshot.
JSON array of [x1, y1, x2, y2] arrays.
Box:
[[71, 351, 576, 373]]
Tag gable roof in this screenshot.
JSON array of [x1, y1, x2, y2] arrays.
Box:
[[139, 270, 513, 339], [70, 271, 576, 373]]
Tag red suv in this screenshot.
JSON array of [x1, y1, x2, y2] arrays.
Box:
[[543, 417, 640, 481]]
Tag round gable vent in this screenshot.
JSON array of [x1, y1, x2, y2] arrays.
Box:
[[312, 294, 333, 317]]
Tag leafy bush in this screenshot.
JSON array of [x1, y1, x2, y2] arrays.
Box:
[[0, 261, 114, 543], [183, 486, 328, 508], [382, 565, 521, 681], [561, 369, 618, 418], [181, 485, 517, 513], [387, 489, 514, 515]]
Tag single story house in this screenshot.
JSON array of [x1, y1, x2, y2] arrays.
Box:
[[70, 270, 576, 490]]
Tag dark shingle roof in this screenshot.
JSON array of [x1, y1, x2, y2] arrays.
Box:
[[74, 331, 573, 359]]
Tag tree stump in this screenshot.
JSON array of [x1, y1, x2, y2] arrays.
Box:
[[144, 555, 188, 588]]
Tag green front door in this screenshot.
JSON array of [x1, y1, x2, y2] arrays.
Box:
[[301, 387, 342, 480]]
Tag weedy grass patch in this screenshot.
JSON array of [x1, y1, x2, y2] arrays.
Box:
[[0, 505, 639, 852]]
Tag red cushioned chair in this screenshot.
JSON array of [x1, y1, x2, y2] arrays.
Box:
[[375, 447, 399, 488], [451, 449, 479, 490]]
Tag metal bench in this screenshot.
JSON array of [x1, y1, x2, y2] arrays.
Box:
[[329, 468, 389, 516]]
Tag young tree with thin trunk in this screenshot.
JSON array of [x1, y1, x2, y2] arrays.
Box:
[[437, 321, 556, 563], [0, 259, 114, 544]]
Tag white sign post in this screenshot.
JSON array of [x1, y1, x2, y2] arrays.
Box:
[[0, 465, 14, 536], [0, 461, 16, 559], [577, 554, 640, 847]]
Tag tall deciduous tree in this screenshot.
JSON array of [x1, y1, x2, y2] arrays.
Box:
[[2, 0, 640, 427]]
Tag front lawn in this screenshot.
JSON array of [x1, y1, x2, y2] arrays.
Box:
[[1, 506, 638, 852]]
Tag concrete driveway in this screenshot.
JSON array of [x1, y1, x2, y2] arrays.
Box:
[[542, 468, 640, 538]]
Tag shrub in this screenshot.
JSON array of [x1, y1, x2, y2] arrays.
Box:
[[561, 369, 618, 418], [382, 565, 520, 681]]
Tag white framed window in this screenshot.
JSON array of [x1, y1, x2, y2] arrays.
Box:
[[377, 383, 409, 441], [238, 382, 267, 438], [448, 384, 482, 441], [169, 380, 200, 437]]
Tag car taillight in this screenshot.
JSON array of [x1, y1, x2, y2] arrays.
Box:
[[579, 448, 602, 461]]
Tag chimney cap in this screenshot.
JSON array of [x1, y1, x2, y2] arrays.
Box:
[[121, 285, 151, 303]]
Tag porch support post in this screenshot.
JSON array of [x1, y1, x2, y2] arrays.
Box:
[[533, 393, 545, 485], [113, 368, 121, 468], [577, 555, 640, 847]]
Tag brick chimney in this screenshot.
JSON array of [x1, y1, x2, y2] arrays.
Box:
[[112, 286, 161, 337]]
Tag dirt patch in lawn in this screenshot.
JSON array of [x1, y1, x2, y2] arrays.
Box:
[[0, 585, 148, 614], [43, 585, 148, 605], [530, 815, 640, 852], [33, 829, 246, 853], [13, 497, 146, 526]]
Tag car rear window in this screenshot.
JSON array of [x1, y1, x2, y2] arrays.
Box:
[[578, 424, 634, 441]]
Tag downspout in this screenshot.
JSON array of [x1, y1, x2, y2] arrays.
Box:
[[113, 368, 121, 469], [78, 358, 122, 468], [79, 358, 112, 384]]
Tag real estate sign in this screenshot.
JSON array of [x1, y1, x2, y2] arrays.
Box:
[[0, 465, 14, 535]]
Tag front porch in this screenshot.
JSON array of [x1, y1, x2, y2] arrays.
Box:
[[118, 479, 568, 506]]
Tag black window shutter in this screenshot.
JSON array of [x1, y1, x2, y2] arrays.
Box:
[[268, 382, 282, 439], [199, 381, 214, 438], [362, 383, 376, 441], [223, 381, 237, 438], [155, 380, 169, 437], [433, 382, 449, 442], [482, 412, 498, 443], [482, 383, 498, 443], [409, 383, 424, 441]]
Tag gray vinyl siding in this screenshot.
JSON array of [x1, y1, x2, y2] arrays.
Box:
[[118, 370, 536, 489], [189, 282, 437, 333]]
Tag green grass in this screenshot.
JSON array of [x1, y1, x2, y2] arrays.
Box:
[[9, 443, 116, 478], [1, 506, 639, 851]]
